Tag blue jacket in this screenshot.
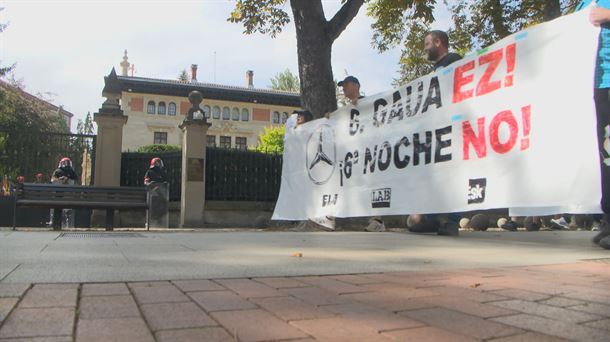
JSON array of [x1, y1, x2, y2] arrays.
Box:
[[578, 0, 610, 88]]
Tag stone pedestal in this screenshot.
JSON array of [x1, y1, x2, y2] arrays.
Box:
[[179, 91, 211, 228], [92, 79, 128, 229]]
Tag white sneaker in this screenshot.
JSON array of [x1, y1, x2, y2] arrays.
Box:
[[550, 217, 570, 230]]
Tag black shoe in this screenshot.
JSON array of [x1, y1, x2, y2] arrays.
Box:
[[501, 220, 518, 231], [593, 220, 610, 245], [438, 222, 459, 236]]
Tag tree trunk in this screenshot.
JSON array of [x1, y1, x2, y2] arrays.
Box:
[[291, 0, 336, 118], [543, 0, 561, 21], [290, 0, 364, 119]]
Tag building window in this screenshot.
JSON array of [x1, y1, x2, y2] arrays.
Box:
[[222, 107, 230, 120], [153, 132, 167, 144], [219, 136, 231, 148], [212, 106, 221, 119], [158, 102, 166, 115], [168, 102, 176, 116], [272, 111, 280, 124], [235, 137, 247, 150], [147, 101, 156, 114], [232, 107, 240, 121], [207, 135, 216, 147], [281, 112, 288, 123], [241, 108, 249, 121], [203, 105, 211, 119]]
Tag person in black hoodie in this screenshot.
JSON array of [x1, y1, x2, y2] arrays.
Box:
[[50, 157, 78, 227], [52, 157, 78, 185], [144, 157, 168, 223], [144, 157, 167, 185]]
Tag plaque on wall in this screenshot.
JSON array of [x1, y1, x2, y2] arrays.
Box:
[[187, 158, 204, 182]]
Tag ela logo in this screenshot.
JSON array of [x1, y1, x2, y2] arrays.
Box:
[[322, 194, 338, 207], [468, 178, 486, 204], [371, 188, 391, 208]]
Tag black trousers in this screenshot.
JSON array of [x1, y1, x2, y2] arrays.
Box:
[[594, 88, 610, 214]]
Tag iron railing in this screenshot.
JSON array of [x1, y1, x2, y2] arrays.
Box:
[[0, 130, 96, 185], [120, 148, 283, 202]]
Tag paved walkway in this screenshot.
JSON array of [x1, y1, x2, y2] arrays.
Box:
[[0, 230, 608, 341], [0, 261, 608, 341]]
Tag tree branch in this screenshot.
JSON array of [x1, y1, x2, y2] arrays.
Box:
[[326, 0, 366, 42]]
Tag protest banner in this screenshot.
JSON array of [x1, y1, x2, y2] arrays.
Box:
[[273, 8, 600, 220]]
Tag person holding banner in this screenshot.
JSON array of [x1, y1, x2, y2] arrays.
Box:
[[407, 30, 463, 236], [579, 0, 610, 248], [424, 30, 462, 71]]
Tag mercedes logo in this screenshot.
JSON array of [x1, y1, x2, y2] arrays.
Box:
[[306, 124, 336, 185]]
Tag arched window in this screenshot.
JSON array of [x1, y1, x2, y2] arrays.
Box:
[[168, 102, 176, 116], [212, 106, 221, 119], [232, 107, 240, 121], [158, 102, 166, 115], [241, 108, 249, 121], [147, 101, 156, 114], [203, 105, 211, 119], [272, 111, 280, 124], [222, 107, 230, 120], [281, 112, 288, 123]]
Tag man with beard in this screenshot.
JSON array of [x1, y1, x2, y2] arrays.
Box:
[[424, 30, 462, 71], [408, 31, 462, 236]]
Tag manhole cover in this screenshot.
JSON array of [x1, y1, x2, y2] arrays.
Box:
[[58, 232, 145, 238]]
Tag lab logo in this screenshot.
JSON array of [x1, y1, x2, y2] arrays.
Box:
[[371, 188, 391, 208], [468, 178, 486, 204], [306, 124, 336, 185]]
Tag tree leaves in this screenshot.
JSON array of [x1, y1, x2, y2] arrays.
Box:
[[228, 0, 290, 38], [269, 69, 300, 92]]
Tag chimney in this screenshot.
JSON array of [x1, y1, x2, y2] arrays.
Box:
[[191, 64, 198, 82], [246, 70, 254, 88], [120, 50, 130, 76]]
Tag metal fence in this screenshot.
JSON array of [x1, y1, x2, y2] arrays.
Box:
[[0, 130, 96, 184], [120, 147, 283, 202], [120, 152, 182, 201]]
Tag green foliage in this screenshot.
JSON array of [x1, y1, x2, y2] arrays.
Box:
[[269, 69, 300, 92], [392, 0, 580, 84], [76, 112, 95, 135], [228, 0, 290, 38], [0, 84, 65, 133], [178, 69, 189, 82], [393, 19, 433, 85], [136, 144, 181, 153], [256, 125, 284, 153], [0, 8, 14, 77]]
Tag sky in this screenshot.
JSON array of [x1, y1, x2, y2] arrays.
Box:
[[0, 0, 451, 131]]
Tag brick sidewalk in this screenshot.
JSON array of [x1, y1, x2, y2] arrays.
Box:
[[0, 261, 608, 342]]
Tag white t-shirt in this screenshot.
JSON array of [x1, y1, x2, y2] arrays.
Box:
[[284, 114, 298, 133]]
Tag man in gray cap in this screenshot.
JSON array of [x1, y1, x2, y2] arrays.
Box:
[[338, 76, 364, 106], [337, 76, 385, 232]]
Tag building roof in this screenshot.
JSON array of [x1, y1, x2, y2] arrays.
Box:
[[0, 79, 74, 118], [102, 68, 301, 107]]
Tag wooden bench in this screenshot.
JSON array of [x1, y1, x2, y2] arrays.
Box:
[[13, 183, 148, 231]]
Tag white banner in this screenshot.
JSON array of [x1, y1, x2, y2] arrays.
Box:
[[273, 9, 601, 220]]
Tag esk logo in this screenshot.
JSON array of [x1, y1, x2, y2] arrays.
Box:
[[468, 178, 486, 204], [306, 124, 336, 185], [371, 188, 391, 208]]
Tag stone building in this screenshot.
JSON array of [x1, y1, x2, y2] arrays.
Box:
[[103, 52, 301, 151]]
